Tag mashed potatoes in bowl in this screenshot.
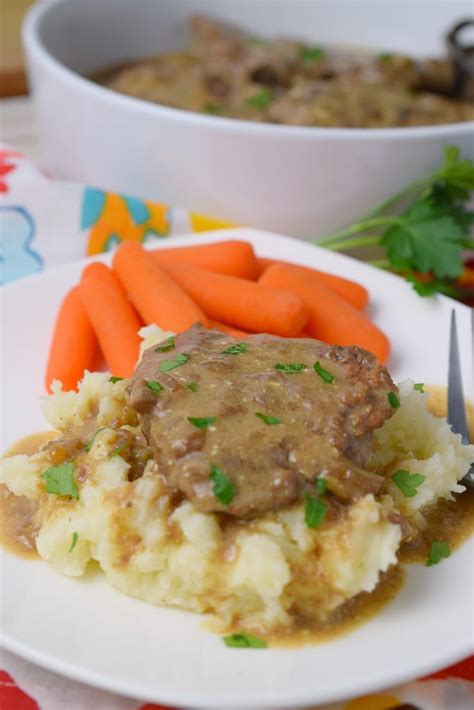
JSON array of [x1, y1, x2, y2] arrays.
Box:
[[1, 324, 473, 644]]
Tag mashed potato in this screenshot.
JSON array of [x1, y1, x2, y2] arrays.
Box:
[[1, 328, 473, 635]]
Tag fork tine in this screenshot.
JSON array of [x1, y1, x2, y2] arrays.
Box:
[[448, 309, 470, 446]]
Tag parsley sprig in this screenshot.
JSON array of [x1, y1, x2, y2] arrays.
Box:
[[223, 632, 267, 648], [42, 462, 79, 499], [317, 146, 474, 298]]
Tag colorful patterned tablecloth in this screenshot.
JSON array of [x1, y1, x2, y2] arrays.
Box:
[[0, 147, 473, 710]]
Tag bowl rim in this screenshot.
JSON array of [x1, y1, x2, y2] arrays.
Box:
[[23, 0, 474, 141]]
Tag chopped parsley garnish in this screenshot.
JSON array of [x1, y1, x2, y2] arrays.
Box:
[[187, 382, 199, 392], [414, 382, 425, 392], [426, 540, 451, 567], [391, 469, 426, 497], [377, 52, 393, 62], [68, 532, 78, 553], [300, 46, 325, 61], [304, 492, 327, 529], [187, 416, 217, 429], [109, 376, 123, 384], [159, 353, 189, 372], [388, 391, 400, 408], [110, 443, 128, 457], [42, 462, 78, 499], [315, 478, 327, 496], [223, 632, 267, 649], [255, 412, 282, 425], [221, 343, 248, 355], [210, 464, 236, 506], [313, 361, 335, 383], [274, 363, 306, 374], [85, 427, 105, 452], [246, 88, 272, 110], [155, 336, 175, 353], [146, 380, 164, 395], [204, 102, 223, 115]]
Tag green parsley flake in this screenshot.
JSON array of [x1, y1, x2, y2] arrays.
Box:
[[255, 412, 282, 425], [146, 380, 164, 395], [204, 102, 223, 115], [42, 462, 79, 499], [110, 443, 128, 457], [159, 353, 189, 372], [391, 469, 426, 497], [414, 383, 425, 392], [210, 464, 236, 506], [426, 540, 451, 567], [223, 632, 267, 649], [68, 532, 78, 553], [155, 336, 175, 353], [315, 478, 327, 496], [109, 376, 123, 384], [313, 361, 335, 383], [388, 391, 400, 408], [187, 382, 199, 392], [274, 363, 306, 374], [187, 416, 217, 429], [221, 343, 248, 355], [304, 492, 327, 529], [246, 88, 272, 110], [85, 427, 105, 452], [377, 52, 393, 62], [300, 46, 325, 61]]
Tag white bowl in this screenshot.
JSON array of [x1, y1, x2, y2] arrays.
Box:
[[23, 0, 474, 238]]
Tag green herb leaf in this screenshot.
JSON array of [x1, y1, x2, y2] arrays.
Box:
[[274, 363, 306, 374], [204, 102, 223, 115], [223, 632, 267, 648], [85, 427, 105, 452], [426, 540, 451, 566], [110, 442, 128, 457], [391, 469, 426, 497], [42, 462, 79, 499], [313, 361, 334, 383], [246, 88, 272, 110], [388, 392, 400, 409], [68, 532, 78, 553], [146, 380, 164, 395], [404, 272, 458, 298], [377, 52, 393, 62], [221, 343, 248, 355], [155, 336, 175, 353], [187, 416, 217, 429], [159, 353, 189, 372], [187, 382, 199, 392], [210, 464, 236, 506], [255, 412, 282, 425], [304, 492, 327, 529], [109, 376, 123, 384], [414, 383, 424, 392], [300, 46, 325, 61], [315, 478, 327, 496]]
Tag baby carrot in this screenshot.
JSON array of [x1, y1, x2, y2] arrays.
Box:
[[113, 241, 208, 331], [256, 257, 369, 310], [45, 286, 98, 393], [162, 262, 309, 336], [80, 262, 141, 377], [260, 263, 389, 363], [208, 319, 250, 338], [150, 240, 259, 279]]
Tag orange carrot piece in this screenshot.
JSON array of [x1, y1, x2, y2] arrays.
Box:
[[45, 286, 98, 393], [113, 241, 208, 331], [208, 319, 250, 338], [150, 240, 259, 279], [260, 263, 389, 363], [80, 262, 141, 377], [162, 262, 308, 337], [256, 257, 369, 310]]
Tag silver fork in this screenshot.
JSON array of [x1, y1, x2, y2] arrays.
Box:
[[447, 309, 474, 487]]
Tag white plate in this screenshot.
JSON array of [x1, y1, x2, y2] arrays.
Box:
[[1, 228, 473, 710]]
